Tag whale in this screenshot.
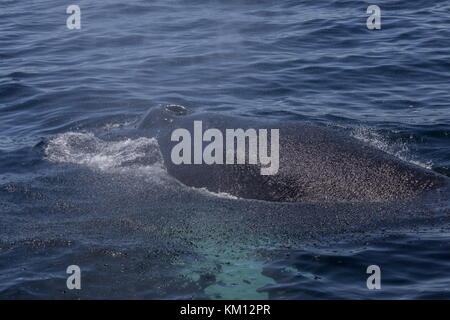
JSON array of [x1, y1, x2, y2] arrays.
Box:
[[135, 105, 448, 203]]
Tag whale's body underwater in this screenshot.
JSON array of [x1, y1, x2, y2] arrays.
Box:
[[134, 105, 448, 203]]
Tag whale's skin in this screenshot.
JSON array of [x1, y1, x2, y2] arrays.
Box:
[[137, 105, 448, 203]]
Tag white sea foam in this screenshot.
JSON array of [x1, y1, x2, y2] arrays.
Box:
[[193, 187, 240, 200], [44, 132, 166, 174]]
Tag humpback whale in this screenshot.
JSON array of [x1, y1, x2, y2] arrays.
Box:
[[137, 105, 448, 203]]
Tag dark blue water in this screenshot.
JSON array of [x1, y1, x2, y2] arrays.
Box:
[[1, 0, 450, 299]]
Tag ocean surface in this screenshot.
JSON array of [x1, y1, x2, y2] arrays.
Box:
[[1, 0, 450, 299]]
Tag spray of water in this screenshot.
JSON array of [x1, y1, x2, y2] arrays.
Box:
[[351, 126, 433, 169]]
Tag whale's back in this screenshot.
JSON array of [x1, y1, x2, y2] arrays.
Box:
[[143, 107, 448, 203]]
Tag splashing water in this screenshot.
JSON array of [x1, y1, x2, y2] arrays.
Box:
[[44, 132, 166, 173], [351, 126, 433, 169]]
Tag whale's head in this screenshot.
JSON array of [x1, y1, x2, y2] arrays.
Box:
[[138, 104, 191, 129]]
